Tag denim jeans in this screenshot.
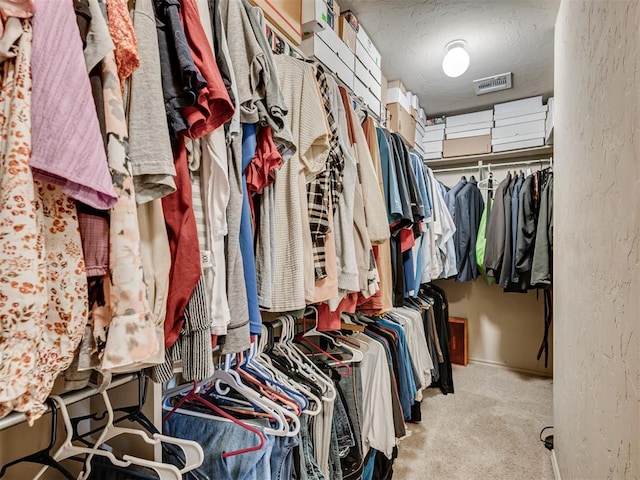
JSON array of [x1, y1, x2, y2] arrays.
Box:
[[297, 414, 325, 480], [338, 364, 365, 480], [164, 412, 274, 480], [333, 387, 355, 453], [328, 420, 343, 480], [270, 431, 299, 480]]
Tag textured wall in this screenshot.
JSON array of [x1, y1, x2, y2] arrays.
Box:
[[554, 1, 640, 478]]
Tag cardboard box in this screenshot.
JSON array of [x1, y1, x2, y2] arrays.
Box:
[[492, 119, 546, 139], [249, 0, 303, 46], [492, 137, 545, 153], [388, 103, 417, 147], [446, 109, 494, 128], [339, 15, 357, 53], [443, 135, 492, 157], [332, 0, 340, 31]]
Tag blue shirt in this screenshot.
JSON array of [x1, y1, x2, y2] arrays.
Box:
[[377, 127, 403, 223], [240, 124, 262, 335]]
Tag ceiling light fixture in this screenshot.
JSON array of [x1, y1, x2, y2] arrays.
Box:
[[442, 40, 470, 78]]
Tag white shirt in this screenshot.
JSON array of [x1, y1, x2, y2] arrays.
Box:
[[355, 333, 397, 459]]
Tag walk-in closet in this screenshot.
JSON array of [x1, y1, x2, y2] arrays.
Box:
[[0, 0, 637, 479]]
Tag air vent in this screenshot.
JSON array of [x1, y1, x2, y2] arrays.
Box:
[[473, 72, 513, 95]]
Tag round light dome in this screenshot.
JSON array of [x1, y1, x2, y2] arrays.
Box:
[[442, 40, 470, 78]]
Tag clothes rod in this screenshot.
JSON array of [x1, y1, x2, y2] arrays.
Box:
[[432, 158, 552, 174], [0, 373, 136, 431]]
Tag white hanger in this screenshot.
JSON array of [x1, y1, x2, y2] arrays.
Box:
[[82, 390, 204, 476], [282, 316, 337, 403], [301, 307, 363, 364], [256, 325, 323, 416], [33, 395, 183, 480]]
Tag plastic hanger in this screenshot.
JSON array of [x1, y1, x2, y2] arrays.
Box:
[[163, 381, 266, 458], [81, 390, 204, 476], [33, 395, 183, 480], [255, 326, 322, 416], [281, 317, 337, 402], [0, 399, 75, 479], [273, 316, 336, 402]]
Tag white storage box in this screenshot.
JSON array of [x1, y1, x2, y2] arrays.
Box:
[[546, 97, 554, 144], [492, 137, 545, 153], [492, 131, 546, 145], [446, 128, 492, 140], [494, 111, 547, 127], [492, 119, 546, 139], [387, 88, 411, 112], [301, 33, 355, 90], [423, 151, 443, 160], [494, 95, 543, 116], [356, 41, 382, 85], [446, 121, 493, 134], [316, 28, 356, 70], [423, 128, 445, 142], [494, 105, 548, 121], [446, 110, 493, 128], [355, 58, 381, 100], [423, 140, 444, 153], [302, 0, 331, 33], [355, 25, 381, 68]]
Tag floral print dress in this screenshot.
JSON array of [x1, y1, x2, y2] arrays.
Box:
[[0, 17, 89, 424]]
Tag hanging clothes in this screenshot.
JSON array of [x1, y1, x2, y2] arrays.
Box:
[[453, 177, 484, 282], [531, 172, 553, 287]]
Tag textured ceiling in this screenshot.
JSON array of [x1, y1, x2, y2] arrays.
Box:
[[339, 0, 560, 116]]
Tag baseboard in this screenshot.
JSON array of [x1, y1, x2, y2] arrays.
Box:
[[551, 449, 561, 480], [468, 358, 553, 377]]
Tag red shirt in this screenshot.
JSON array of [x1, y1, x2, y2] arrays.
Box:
[[179, 0, 234, 139]]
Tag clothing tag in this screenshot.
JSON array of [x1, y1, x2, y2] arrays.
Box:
[[201, 250, 213, 269]]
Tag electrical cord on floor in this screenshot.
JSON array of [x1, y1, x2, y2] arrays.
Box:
[[540, 426, 554, 450]]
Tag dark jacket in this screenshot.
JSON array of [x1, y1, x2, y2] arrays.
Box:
[[531, 173, 553, 286], [454, 178, 484, 282], [484, 173, 512, 278], [515, 174, 536, 273]]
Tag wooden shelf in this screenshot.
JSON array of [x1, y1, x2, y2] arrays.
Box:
[[425, 145, 553, 168]]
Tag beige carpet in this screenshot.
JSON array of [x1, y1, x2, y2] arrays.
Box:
[[394, 363, 553, 480]]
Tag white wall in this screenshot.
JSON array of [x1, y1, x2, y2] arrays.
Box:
[[434, 166, 553, 375], [554, 1, 640, 478]]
